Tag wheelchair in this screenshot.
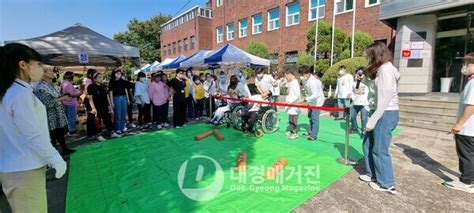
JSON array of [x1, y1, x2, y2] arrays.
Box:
[[228, 104, 280, 137]]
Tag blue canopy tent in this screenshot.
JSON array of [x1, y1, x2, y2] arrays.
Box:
[[160, 55, 186, 70], [204, 44, 270, 66], [145, 61, 160, 72], [179, 50, 214, 68]]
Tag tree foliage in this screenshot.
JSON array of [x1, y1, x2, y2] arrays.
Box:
[[114, 14, 171, 63], [246, 41, 270, 59], [306, 21, 373, 74]]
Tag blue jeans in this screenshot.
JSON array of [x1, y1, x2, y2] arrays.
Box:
[[351, 105, 368, 132], [186, 96, 194, 119], [364, 110, 399, 188], [113, 96, 127, 132], [337, 98, 351, 119], [64, 105, 77, 133], [308, 109, 320, 138]]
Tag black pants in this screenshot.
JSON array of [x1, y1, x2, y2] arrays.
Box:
[[288, 115, 298, 133], [242, 111, 258, 132], [87, 108, 113, 137], [137, 103, 151, 125], [205, 97, 216, 117], [455, 134, 474, 184], [127, 102, 134, 124], [194, 99, 204, 118], [152, 103, 168, 125], [50, 128, 70, 152], [173, 98, 186, 127]]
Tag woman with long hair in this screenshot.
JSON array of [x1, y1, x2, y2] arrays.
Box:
[[33, 66, 76, 155], [0, 43, 66, 212], [360, 41, 400, 195], [108, 68, 130, 134]]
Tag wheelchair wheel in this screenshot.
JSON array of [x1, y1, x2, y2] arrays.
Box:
[[223, 111, 232, 128], [261, 109, 279, 133], [231, 105, 246, 130]]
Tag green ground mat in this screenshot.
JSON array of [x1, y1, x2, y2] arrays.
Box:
[[66, 115, 399, 212]]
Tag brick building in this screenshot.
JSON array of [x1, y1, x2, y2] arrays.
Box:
[[161, 0, 394, 66]]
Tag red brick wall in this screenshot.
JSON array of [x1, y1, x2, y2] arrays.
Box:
[[162, 0, 395, 64]]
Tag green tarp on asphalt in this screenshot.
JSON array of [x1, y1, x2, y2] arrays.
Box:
[[66, 115, 398, 212]]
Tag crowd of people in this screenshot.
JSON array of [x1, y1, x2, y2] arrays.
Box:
[[1, 41, 474, 211]]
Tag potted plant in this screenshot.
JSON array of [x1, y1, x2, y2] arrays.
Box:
[[440, 58, 454, 93]]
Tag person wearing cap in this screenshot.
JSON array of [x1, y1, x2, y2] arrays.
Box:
[[61, 71, 81, 135], [350, 67, 370, 136]]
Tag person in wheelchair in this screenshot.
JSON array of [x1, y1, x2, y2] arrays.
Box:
[[209, 75, 241, 125], [241, 91, 272, 133]]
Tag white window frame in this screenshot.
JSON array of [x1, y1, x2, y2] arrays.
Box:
[[308, 0, 325, 21], [335, 0, 354, 14], [267, 8, 280, 31], [286, 3, 300, 27], [190, 36, 196, 49], [216, 0, 223, 7], [216, 27, 224, 43], [365, 0, 380, 8], [239, 19, 248, 38], [227, 23, 235, 41], [252, 14, 263, 35]]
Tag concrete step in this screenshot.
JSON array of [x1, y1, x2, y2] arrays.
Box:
[[399, 105, 457, 116], [399, 117, 452, 132], [400, 111, 456, 124], [399, 100, 458, 110]]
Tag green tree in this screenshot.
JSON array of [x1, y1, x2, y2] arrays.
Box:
[[307, 22, 373, 74], [340, 32, 373, 59], [114, 14, 171, 63], [296, 53, 315, 67], [246, 41, 269, 59]]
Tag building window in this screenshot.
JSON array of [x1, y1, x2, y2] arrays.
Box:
[[239, 19, 248, 38], [172, 42, 176, 54], [268, 7, 280, 31], [216, 0, 223, 7], [227, 23, 235, 40], [336, 0, 353, 14], [365, 0, 380, 7], [286, 2, 300, 27], [178, 40, 182, 53], [286, 51, 298, 63], [309, 0, 325, 21], [216, 26, 224, 43], [252, 13, 263, 34], [184, 38, 188, 51], [269, 53, 279, 64], [191, 36, 196, 49]]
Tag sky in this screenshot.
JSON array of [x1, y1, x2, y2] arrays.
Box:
[[0, 0, 208, 42]]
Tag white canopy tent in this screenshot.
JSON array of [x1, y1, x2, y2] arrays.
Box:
[[204, 44, 270, 66], [5, 24, 140, 66], [179, 50, 214, 68]]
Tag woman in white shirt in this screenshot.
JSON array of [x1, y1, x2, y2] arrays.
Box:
[[360, 41, 400, 195], [350, 68, 370, 136], [0, 43, 66, 212]]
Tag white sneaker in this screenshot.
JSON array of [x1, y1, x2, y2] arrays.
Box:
[[163, 123, 170, 127], [129, 123, 137, 128], [157, 125, 162, 129], [122, 127, 128, 132], [369, 182, 397, 195], [288, 133, 299, 140], [195, 118, 200, 121], [111, 132, 122, 138], [443, 181, 474, 193], [359, 174, 375, 182], [96, 136, 106, 142]]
